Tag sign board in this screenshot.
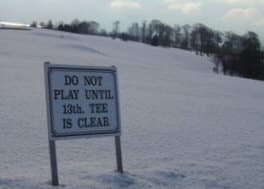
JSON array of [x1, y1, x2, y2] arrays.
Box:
[[44, 63, 123, 186], [44, 63, 121, 139]]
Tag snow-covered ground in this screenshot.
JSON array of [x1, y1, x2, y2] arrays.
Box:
[[0, 21, 30, 30], [0, 29, 264, 189]]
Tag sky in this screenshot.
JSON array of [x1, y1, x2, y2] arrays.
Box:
[[1, 0, 264, 40]]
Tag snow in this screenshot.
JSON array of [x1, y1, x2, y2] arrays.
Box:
[[0, 29, 264, 189], [0, 21, 30, 30]]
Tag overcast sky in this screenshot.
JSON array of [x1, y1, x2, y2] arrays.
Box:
[[1, 0, 264, 39]]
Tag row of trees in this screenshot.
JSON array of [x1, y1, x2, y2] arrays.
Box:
[[32, 20, 102, 35], [31, 19, 264, 81], [216, 32, 264, 80], [114, 20, 222, 56], [31, 19, 222, 55]]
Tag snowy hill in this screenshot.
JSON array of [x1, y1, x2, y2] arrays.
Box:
[[0, 21, 30, 30], [0, 29, 264, 189]]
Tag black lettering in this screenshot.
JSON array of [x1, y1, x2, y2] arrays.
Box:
[[90, 103, 108, 113], [85, 90, 114, 100], [54, 89, 62, 100], [63, 118, 72, 129], [103, 117, 110, 127], [68, 90, 79, 100], [90, 117, 97, 126], [63, 104, 85, 114], [77, 117, 110, 128], [54, 89, 79, 100], [97, 118, 103, 127], [64, 75, 79, 86], [77, 118, 84, 128], [84, 76, 103, 86]]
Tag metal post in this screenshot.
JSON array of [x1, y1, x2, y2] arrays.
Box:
[[44, 62, 59, 186], [115, 136, 123, 173], [49, 140, 59, 186]]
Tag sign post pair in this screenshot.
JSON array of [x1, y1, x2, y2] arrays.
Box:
[[44, 62, 123, 186]]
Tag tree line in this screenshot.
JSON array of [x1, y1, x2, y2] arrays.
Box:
[[31, 19, 264, 81]]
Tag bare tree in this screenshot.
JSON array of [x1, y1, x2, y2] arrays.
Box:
[[112, 20, 120, 39]]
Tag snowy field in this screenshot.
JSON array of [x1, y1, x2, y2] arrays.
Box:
[[0, 29, 264, 189]]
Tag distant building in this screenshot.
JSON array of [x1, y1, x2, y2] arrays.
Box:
[[0, 21, 31, 30]]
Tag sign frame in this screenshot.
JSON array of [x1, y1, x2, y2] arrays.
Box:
[[44, 63, 122, 140], [44, 62, 123, 186]]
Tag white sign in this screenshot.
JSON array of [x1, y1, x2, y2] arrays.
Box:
[[44, 63, 121, 139]]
